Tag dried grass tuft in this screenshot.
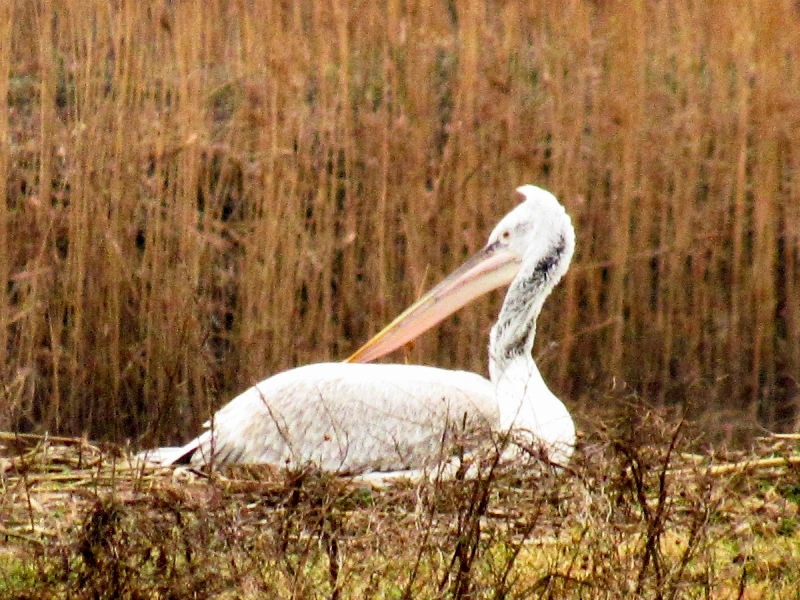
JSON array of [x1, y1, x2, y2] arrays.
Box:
[[2, 410, 800, 598]]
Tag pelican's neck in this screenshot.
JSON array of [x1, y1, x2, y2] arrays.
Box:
[[488, 228, 573, 380], [489, 309, 540, 384], [488, 259, 551, 383], [488, 268, 551, 433], [486, 235, 575, 463]]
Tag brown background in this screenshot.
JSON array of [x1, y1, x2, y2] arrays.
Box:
[[0, 0, 798, 446]]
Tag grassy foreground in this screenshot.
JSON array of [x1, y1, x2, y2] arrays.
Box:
[[2, 411, 799, 599]]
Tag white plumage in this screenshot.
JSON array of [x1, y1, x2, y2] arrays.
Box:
[[143, 185, 576, 474], [165, 363, 496, 474]]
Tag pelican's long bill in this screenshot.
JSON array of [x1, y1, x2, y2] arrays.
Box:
[[346, 241, 521, 364]]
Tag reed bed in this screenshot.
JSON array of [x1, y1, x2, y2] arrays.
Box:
[[0, 0, 798, 445]]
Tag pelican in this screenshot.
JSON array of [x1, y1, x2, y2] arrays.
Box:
[[143, 185, 575, 475]]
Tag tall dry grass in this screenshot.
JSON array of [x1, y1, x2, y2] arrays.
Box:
[[1, 0, 799, 445]]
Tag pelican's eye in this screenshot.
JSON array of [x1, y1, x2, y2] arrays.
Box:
[[500, 230, 511, 242]]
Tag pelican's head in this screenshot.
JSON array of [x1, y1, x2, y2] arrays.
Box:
[[347, 185, 574, 363], [485, 185, 574, 288]]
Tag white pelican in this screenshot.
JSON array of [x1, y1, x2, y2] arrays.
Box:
[[144, 185, 575, 474]]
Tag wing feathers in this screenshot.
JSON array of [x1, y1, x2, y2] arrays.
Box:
[[181, 362, 497, 474]]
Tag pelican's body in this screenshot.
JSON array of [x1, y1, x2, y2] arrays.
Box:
[[144, 185, 576, 473], [165, 364, 495, 473]]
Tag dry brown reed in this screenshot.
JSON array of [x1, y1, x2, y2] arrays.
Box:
[[1, 0, 799, 444]]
